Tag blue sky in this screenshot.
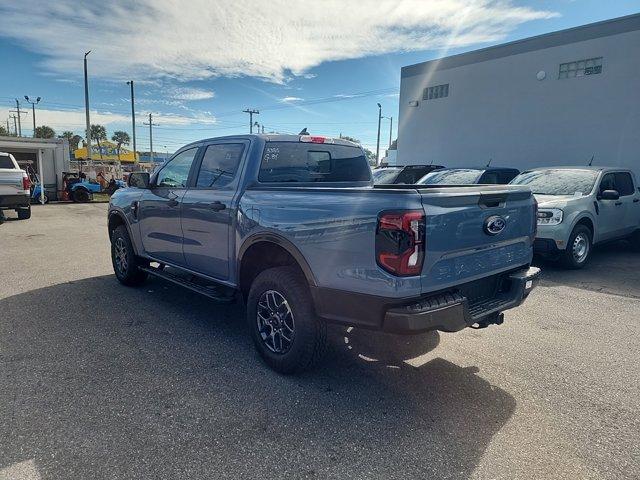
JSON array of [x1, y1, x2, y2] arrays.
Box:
[[0, 0, 638, 154]]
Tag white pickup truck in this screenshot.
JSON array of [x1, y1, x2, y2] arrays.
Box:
[[0, 152, 31, 220]]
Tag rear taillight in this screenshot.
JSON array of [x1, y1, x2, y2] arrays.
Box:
[[22, 174, 31, 190], [376, 210, 425, 276]]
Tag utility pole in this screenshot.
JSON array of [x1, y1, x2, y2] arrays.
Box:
[[388, 116, 393, 149], [375, 103, 382, 166], [83, 51, 92, 161], [5, 119, 9, 135], [10, 115, 18, 136], [243, 109, 259, 133], [10, 101, 27, 137], [126, 81, 137, 160], [261, 124, 265, 134], [14, 99, 23, 137], [143, 113, 158, 161], [24, 96, 41, 137]]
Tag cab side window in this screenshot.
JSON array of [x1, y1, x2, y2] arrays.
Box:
[[156, 148, 198, 188], [599, 173, 616, 194], [614, 172, 634, 196], [196, 143, 245, 188]]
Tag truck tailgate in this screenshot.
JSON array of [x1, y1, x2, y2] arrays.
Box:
[[0, 169, 26, 196], [418, 185, 535, 293]]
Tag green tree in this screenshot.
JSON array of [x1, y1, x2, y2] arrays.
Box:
[[34, 125, 56, 139], [340, 135, 376, 164], [59, 131, 82, 155], [90, 124, 107, 159], [0, 124, 8, 136], [111, 130, 131, 161]]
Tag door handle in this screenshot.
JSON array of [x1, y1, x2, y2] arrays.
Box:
[[634, 198, 639, 203], [615, 201, 622, 206], [210, 201, 226, 211]]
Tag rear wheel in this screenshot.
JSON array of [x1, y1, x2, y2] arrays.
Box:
[[16, 205, 31, 220], [73, 189, 90, 203], [247, 266, 327, 374], [111, 225, 148, 286], [34, 194, 49, 204], [561, 225, 592, 269]]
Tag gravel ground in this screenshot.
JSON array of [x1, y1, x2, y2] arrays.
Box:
[[1, 203, 638, 480]]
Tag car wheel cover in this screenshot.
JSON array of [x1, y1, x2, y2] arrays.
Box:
[[572, 232, 589, 263], [114, 237, 129, 275], [256, 290, 295, 354]]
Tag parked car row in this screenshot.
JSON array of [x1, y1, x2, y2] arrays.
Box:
[[373, 164, 640, 268], [0, 152, 31, 220]]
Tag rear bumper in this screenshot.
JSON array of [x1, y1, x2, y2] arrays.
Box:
[[312, 266, 540, 334], [384, 266, 540, 333], [0, 194, 30, 209]]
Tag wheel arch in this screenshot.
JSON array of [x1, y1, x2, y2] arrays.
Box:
[[238, 234, 317, 298], [572, 214, 595, 241], [108, 210, 139, 255]]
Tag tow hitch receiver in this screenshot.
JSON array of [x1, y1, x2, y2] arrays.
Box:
[[470, 312, 505, 329]]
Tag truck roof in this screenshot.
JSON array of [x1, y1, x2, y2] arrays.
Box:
[[524, 166, 632, 173], [180, 134, 361, 150]]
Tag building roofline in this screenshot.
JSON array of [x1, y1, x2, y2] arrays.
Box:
[[401, 13, 640, 78]]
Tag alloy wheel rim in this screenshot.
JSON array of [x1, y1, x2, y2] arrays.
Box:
[[256, 290, 295, 354], [114, 238, 128, 274], [572, 233, 589, 263]]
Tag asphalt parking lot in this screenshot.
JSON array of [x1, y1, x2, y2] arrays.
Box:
[[1, 204, 639, 480]]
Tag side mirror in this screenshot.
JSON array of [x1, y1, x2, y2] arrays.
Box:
[[128, 172, 150, 189], [598, 189, 620, 201]]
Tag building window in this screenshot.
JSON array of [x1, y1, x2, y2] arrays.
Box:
[[559, 57, 602, 79], [423, 84, 449, 101]]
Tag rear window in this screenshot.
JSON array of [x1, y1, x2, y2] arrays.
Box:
[[418, 169, 483, 185], [259, 142, 371, 183], [372, 167, 402, 184], [0, 155, 15, 169]]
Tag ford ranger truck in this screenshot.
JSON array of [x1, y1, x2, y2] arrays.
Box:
[[0, 152, 31, 220], [108, 135, 539, 373]]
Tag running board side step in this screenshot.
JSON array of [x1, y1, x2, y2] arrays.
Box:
[[140, 265, 237, 303]]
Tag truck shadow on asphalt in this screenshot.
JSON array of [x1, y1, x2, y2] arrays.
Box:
[[534, 239, 640, 299], [0, 275, 515, 479]]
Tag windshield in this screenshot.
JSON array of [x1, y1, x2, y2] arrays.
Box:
[[510, 169, 598, 195], [417, 169, 483, 185], [372, 167, 402, 184]]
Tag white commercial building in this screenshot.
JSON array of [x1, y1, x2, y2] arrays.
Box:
[[397, 14, 640, 178]]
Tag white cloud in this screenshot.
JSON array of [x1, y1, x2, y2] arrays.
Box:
[[0, 1, 557, 83], [169, 87, 215, 101], [0, 107, 216, 134], [280, 96, 304, 103]]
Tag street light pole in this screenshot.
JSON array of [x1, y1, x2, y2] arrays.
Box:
[[375, 103, 382, 166], [83, 51, 92, 161], [388, 116, 393, 149], [126, 81, 137, 161], [24, 96, 41, 137]]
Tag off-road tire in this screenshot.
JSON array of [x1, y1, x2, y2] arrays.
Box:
[[561, 225, 592, 269], [111, 225, 148, 286], [247, 266, 327, 374], [16, 205, 31, 220], [73, 189, 90, 203]]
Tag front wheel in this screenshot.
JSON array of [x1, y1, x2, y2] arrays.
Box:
[[246, 266, 327, 374], [111, 225, 148, 286], [561, 225, 592, 269], [73, 189, 90, 203], [34, 194, 49, 204]]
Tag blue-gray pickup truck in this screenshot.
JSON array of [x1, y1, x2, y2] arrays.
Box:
[[108, 134, 539, 373]]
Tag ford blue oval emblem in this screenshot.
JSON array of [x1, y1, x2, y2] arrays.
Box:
[[484, 215, 506, 235]]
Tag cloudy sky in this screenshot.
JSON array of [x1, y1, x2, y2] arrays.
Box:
[[0, 0, 637, 153]]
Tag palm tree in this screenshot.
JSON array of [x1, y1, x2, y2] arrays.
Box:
[[60, 131, 79, 155], [90, 124, 107, 159], [111, 131, 131, 161], [34, 125, 56, 139]]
